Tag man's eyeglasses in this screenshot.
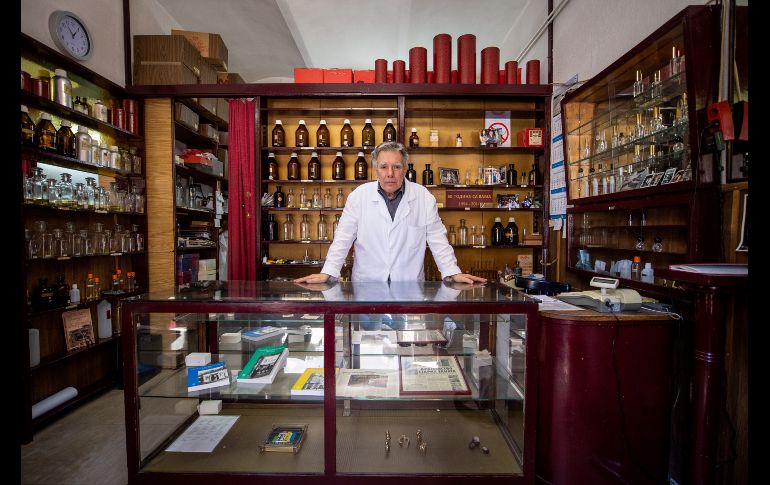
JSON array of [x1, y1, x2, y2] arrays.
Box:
[[377, 164, 404, 172]]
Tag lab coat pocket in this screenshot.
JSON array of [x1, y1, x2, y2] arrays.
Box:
[[406, 224, 427, 251]]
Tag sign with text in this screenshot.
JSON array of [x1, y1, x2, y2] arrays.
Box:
[[446, 189, 493, 208]]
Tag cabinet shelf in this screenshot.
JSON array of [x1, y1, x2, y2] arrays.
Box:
[[175, 206, 215, 217], [22, 203, 146, 217], [261, 106, 397, 116], [427, 183, 543, 190], [21, 146, 139, 178], [265, 146, 375, 154], [574, 224, 688, 230], [570, 180, 695, 205], [26, 251, 147, 263], [263, 262, 325, 268], [178, 97, 228, 130], [438, 207, 540, 212], [263, 179, 368, 185], [21, 91, 142, 141], [176, 246, 217, 252], [174, 121, 218, 148], [30, 335, 121, 372], [568, 121, 689, 166], [264, 207, 343, 212], [453, 244, 542, 249], [262, 240, 332, 245], [572, 246, 686, 256], [406, 107, 544, 118], [175, 163, 227, 186], [409, 146, 544, 154], [28, 289, 144, 318]]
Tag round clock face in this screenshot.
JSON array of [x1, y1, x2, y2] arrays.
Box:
[[49, 11, 92, 61]]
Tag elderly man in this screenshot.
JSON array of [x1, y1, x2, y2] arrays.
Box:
[[295, 141, 485, 285]]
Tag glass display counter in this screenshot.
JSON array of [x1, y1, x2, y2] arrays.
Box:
[[121, 280, 539, 484]]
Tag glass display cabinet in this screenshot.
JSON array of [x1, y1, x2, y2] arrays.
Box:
[[561, 5, 722, 288], [121, 281, 539, 483]]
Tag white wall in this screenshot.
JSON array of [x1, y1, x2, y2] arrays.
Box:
[[21, 0, 126, 86], [553, 0, 707, 84], [500, 0, 549, 84]]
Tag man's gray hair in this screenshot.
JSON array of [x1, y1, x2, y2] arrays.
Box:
[[371, 141, 409, 168]]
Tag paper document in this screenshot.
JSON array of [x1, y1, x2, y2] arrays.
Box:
[[166, 415, 239, 453], [532, 294, 583, 311], [668, 264, 747, 275]]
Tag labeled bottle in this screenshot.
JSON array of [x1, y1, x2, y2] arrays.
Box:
[[504, 217, 519, 245], [265, 213, 279, 241], [300, 214, 311, 240], [631, 256, 642, 280], [409, 128, 419, 148], [272, 119, 285, 147], [35, 113, 57, 151], [455, 133, 463, 147], [295, 119, 309, 147], [491, 217, 505, 245], [282, 214, 294, 240], [422, 164, 434, 185], [354, 152, 368, 180], [641, 262, 654, 284], [96, 299, 112, 339], [340, 119, 354, 147], [55, 121, 76, 157], [362, 118, 376, 147], [21, 105, 35, 145], [308, 151, 321, 180], [76, 126, 92, 163], [332, 151, 346, 180], [287, 152, 300, 180], [335, 188, 345, 208], [529, 162, 538, 185], [52, 69, 73, 108], [266, 152, 278, 180], [406, 163, 417, 182], [458, 219, 468, 245], [69, 283, 80, 304], [273, 185, 285, 207], [383, 118, 397, 142], [506, 164, 517, 186], [316, 119, 330, 147], [286, 187, 295, 208]]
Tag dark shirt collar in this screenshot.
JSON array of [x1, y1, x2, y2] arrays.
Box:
[[377, 181, 405, 200]]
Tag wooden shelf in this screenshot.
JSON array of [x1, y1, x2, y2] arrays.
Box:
[[263, 262, 324, 268], [21, 146, 139, 178], [26, 251, 147, 263], [426, 183, 543, 190], [569, 180, 696, 206], [21, 91, 142, 141], [406, 107, 544, 118], [22, 202, 146, 217], [28, 289, 144, 318], [178, 98, 228, 130], [438, 207, 540, 212], [573, 246, 687, 256], [175, 163, 227, 186], [263, 179, 368, 185], [30, 335, 121, 372], [265, 146, 375, 154], [264, 207, 343, 212], [262, 240, 332, 245], [174, 121, 218, 148], [261, 107, 397, 116], [408, 146, 544, 154], [176, 246, 217, 252], [175, 206, 215, 217]]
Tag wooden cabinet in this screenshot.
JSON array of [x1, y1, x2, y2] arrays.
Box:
[[20, 33, 147, 442], [561, 5, 722, 289]]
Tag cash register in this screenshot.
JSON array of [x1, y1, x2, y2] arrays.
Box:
[[556, 277, 642, 312]]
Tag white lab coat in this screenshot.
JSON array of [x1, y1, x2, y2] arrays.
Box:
[[321, 180, 462, 282]]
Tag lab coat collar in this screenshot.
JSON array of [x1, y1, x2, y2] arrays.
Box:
[[369, 179, 416, 226]]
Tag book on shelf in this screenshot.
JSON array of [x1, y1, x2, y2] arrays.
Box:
[[396, 329, 448, 346], [187, 361, 230, 392], [336, 368, 400, 398], [290, 367, 338, 397], [236, 346, 289, 384], [61, 308, 96, 351], [258, 423, 308, 453], [242, 326, 284, 343]]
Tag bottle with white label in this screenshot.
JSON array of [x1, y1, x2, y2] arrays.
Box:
[[69, 284, 80, 304], [640, 262, 654, 283], [97, 299, 112, 338]]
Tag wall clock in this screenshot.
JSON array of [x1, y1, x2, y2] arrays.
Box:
[[48, 11, 93, 61]]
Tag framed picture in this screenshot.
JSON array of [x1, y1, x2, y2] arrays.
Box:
[[61, 308, 95, 351], [439, 167, 460, 185], [650, 172, 665, 186], [660, 167, 677, 185], [671, 169, 686, 183], [639, 174, 656, 188]]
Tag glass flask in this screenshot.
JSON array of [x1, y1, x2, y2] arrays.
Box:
[[317, 214, 328, 241], [447, 225, 457, 245], [323, 188, 333, 208], [458, 219, 468, 246], [336, 188, 345, 208], [286, 187, 295, 208], [282, 214, 294, 241], [299, 187, 307, 208], [300, 214, 311, 241], [311, 188, 322, 208], [332, 214, 341, 239]]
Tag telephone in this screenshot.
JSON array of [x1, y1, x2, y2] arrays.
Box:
[[556, 277, 642, 312]]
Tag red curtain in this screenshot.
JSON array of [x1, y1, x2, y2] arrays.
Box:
[[227, 99, 257, 281]]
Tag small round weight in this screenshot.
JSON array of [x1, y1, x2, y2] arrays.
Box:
[[481, 446, 490, 454]]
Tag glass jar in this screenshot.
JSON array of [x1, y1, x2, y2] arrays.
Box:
[[33, 220, 53, 259], [188, 183, 203, 209], [336, 188, 345, 208], [46, 178, 59, 206], [447, 225, 457, 245], [92, 223, 107, 255], [108, 182, 123, 212], [311, 188, 322, 208], [175, 177, 186, 207], [31, 168, 47, 204], [52, 228, 70, 257], [458, 219, 468, 246], [93, 99, 108, 122], [317, 214, 328, 241], [109, 146, 121, 170], [84, 177, 97, 209], [300, 214, 311, 241], [282, 214, 294, 241], [91, 139, 101, 167], [56, 121, 76, 157], [323, 188, 333, 208], [80, 229, 93, 255], [133, 224, 145, 252], [100, 143, 110, 168], [73, 182, 86, 208], [132, 185, 145, 213], [470, 225, 478, 245]]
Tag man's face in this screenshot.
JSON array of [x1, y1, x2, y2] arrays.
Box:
[[375, 150, 406, 196]]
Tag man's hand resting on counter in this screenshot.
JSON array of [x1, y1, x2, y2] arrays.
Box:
[[448, 273, 487, 284], [294, 273, 331, 284]]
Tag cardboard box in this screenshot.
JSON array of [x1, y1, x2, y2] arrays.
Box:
[[294, 68, 324, 83], [218, 131, 228, 146], [354, 70, 375, 83], [323, 68, 353, 83], [517, 128, 544, 147], [216, 98, 229, 123], [217, 72, 245, 84], [198, 60, 218, 85], [133, 35, 202, 85], [199, 123, 219, 142], [174, 102, 199, 131], [171, 29, 228, 71]]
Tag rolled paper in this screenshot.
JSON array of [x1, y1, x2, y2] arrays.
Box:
[[433, 33, 452, 84], [409, 47, 427, 83], [375, 59, 388, 83], [451, 69, 459, 84], [480, 47, 500, 84], [31, 387, 78, 419], [393, 60, 406, 83], [526, 59, 541, 85], [505, 61, 519, 84], [458, 34, 476, 84]]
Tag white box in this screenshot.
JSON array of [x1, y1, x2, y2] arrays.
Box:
[[185, 352, 212, 367], [221, 331, 242, 344]]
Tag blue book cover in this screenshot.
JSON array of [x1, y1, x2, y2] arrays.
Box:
[[187, 361, 230, 391]]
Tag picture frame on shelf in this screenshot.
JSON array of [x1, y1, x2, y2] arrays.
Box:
[[650, 172, 665, 186], [62, 308, 96, 351], [639, 174, 656, 188], [671, 169, 686, 183], [660, 167, 677, 185], [439, 167, 460, 185]]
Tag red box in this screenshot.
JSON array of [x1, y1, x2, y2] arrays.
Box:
[[353, 70, 375, 83], [517, 128, 544, 147], [294, 68, 323, 83], [323, 68, 353, 83]]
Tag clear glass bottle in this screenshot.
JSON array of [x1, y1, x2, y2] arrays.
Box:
[[409, 128, 419, 148], [479, 224, 487, 246], [458, 219, 468, 246], [175, 177, 186, 207], [354, 152, 368, 180], [35, 113, 57, 151], [295, 119, 309, 147], [340, 119, 354, 147], [634, 236, 646, 251], [31, 168, 47, 204], [311, 187, 322, 208], [299, 187, 307, 208], [266, 152, 278, 180], [455, 133, 463, 147], [332, 152, 346, 180], [652, 236, 663, 253], [316, 119, 330, 147], [308, 152, 321, 180], [46, 178, 59, 206], [91, 139, 101, 167], [362, 119, 375, 147], [323, 188, 333, 208], [100, 143, 110, 167], [630, 256, 642, 280], [300, 214, 311, 241], [607, 164, 616, 193], [577, 167, 587, 198], [85, 273, 95, 301], [447, 225, 457, 245], [470, 225, 478, 245], [126, 272, 136, 291], [282, 214, 294, 241], [332, 214, 341, 239], [93, 99, 108, 122], [633, 69, 644, 99], [272, 119, 285, 147], [383, 119, 397, 142], [57, 173, 75, 207], [317, 214, 328, 240], [133, 224, 145, 252], [21, 105, 35, 146], [109, 145, 121, 170], [676, 93, 689, 125], [286, 187, 295, 208], [287, 152, 300, 180], [335, 188, 345, 208], [265, 213, 279, 241]]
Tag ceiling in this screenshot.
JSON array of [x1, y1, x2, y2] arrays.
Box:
[[153, 0, 533, 83]]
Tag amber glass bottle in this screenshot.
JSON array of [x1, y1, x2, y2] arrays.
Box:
[[409, 128, 419, 148], [383, 118, 397, 143], [35, 113, 57, 151], [332, 151, 346, 180], [295, 119, 309, 147], [266, 152, 279, 180], [272, 120, 285, 147], [21, 105, 35, 146], [56, 120, 76, 157], [362, 119, 376, 147], [354, 152, 368, 180], [316, 119, 330, 147], [287, 152, 300, 180], [340, 119, 354, 147], [308, 152, 321, 180], [405, 163, 416, 182]]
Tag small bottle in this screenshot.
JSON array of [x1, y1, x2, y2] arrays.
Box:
[[470, 225, 478, 245], [295, 119, 309, 147], [317, 214, 328, 240], [422, 164, 434, 185], [332, 214, 341, 239], [362, 119, 376, 147], [406, 163, 417, 182], [76, 126, 92, 163], [579, 167, 589, 198], [272, 119, 285, 147], [300, 214, 311, 240], [56, 120, 76, 157], [69, 283, 80, 304], [299, 187, 307, 207], [491, 217, 505, 245], [354, 152, 368, 180], [447, 225, 457, 245], [455, 133, 463, 147], [590, 165, 598, 196], [316, 119, 330, 147], [21, 105, 35, 146], [287, 152, 300, 180], [286, 187, 295, 208], [126, 272, 136, 291], [652, 236, 663, 253], [81, 97, 92, 116], [634, 236, 646, 251], [93, 277, 101, 299], [458, 219, 468, 245], [266, 152, 278, 180], [630, 256, 641, 280], [479, 224, 487, 246], [323, 188, 333, 208], [335, 188, 345, 208], [282, 214, 294, 240], [506, 164, 517, 186], [111, 274, 120, 292], [641, 262, 654, 284], [34, 113, 57, 151], [600, 163, 608, 195], [52, 69, 73, 108], [273, 185, 285, 207], [332, 151, 346, 180], [340, 119, 354, 147], [607, 164, 616, 193], [93, 99, 108, 122], [409, 128, 419, 148], [529, 162, 538, 186], [308, 152, 321, 180], [311, 187, 322, 208], [85, 273, 95, 301], [383, 119, 397, 142], [265, 213, 279, 241], [505, 217, 519, 245]]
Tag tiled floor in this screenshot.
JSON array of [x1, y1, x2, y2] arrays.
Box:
[[21, 390, 128, 485]]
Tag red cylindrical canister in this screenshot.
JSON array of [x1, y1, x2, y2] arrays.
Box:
[[526, 59, 541, 85], [114, 108, 126, 129], [428, 71, 435, 84], [375, 59, 388, 83], [32, 78, 49, 99], [505, 61, 519, 84], [127, 112, 138, 134], [21, 71, 32, 92], [405, 69, 410, 83], [457, 34, 476, 84], [123, 99, 138, 113], [499, 70, 506, 84], [409, 47, 427, 83], [433, 33, 452, 84], [517, 67, 523, 84], [451, 70, 459, 84], [480, 47, 500, 84], [393, 60, 406, 83]]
